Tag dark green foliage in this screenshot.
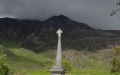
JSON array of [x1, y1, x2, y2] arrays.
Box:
[[1, 16, 120, 52], [62, 60, 72, 72], [0, 50, 10, 75], [111, 46, 120, 75]]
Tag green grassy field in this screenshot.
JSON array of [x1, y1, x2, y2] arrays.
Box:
[[0, 42, 52, 70], [16, 69, 114, 75], [0, 41, 117, 75], [40, 49, 114, 70]]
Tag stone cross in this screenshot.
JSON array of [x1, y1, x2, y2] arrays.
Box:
[[56, 29, 62, 67], [50, 29, 65, 75], [57, 29, 62, 37]]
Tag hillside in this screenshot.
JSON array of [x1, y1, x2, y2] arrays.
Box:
[[16, 49, 114, 75], [40, 49, 114, 70], [0, 40, 115, 75], [0, 42, 52, 70], [0, 42, 114, 70], [0, 15, 120, 52]]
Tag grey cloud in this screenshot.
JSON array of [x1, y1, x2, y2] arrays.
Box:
[[0, 0, 119, 30]]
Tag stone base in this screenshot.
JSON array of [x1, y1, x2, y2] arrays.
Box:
[[50, 71, 65, 75], [50, 65, 65, 75]]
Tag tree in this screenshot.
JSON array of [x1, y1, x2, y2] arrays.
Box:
[[111, 46, 120, 75], [0, 50, 10, 75], [110, 1, 120, 16]]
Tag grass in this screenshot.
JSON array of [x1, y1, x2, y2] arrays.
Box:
[[0, 42, 52, 70], [17, 69, 51, 75], [0, 41, 117, 75], [71, 69, 113, 75], [40, 49, 114, 70], [16, 69, 115, 75], [42, 49, 113, 68]]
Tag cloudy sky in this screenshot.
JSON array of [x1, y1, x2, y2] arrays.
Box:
[[0, 0, 120, 30]]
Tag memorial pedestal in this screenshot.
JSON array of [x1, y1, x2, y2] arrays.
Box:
[[50, 65, 65, 75], [50, 29, 65, 75]]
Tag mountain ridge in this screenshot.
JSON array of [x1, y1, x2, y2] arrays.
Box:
[[0, 15, 120, 52]]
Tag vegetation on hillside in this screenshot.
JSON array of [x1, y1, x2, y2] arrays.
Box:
[[1, 16, 120, 52], [111, 46, 120, 75], [0, 47, 10, 75], [0, 42, 52, 74], [0, 39, 116, 75]]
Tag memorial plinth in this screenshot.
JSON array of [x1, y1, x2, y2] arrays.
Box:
[[50, 29, 65, 75]]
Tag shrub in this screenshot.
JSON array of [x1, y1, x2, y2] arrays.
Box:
[[111, 46, 120, 75], [62, 60, 72, 72], [0, 50, 10, 75]]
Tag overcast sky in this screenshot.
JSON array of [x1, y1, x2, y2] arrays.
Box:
[[0, 0, 120, 30]]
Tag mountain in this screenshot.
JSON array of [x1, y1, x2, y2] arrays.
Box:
[[0, 15, 120, 52]]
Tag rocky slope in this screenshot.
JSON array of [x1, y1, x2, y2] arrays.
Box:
[[0, 15, 120, 52]]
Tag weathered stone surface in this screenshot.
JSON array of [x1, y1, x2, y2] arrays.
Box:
[[50, 29, 65, 75]]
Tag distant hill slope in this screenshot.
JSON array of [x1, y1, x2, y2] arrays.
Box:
[[0, 42, 114, 70], [0, 42, 52, 70], [40, 49, 114, 70], [0, 15, 120, 52]]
